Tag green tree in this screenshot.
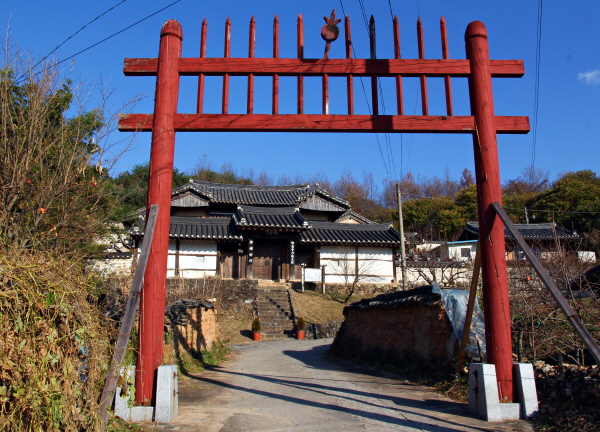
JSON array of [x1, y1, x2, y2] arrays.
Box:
[[528, 170, 600, 235], [113, 162, 190, 214]]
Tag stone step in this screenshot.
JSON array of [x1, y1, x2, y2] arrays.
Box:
[[259, 312, 292, 319], [263, 319, 293, 326]]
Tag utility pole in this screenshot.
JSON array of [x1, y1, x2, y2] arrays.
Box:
[[396, 183, 408, 290]]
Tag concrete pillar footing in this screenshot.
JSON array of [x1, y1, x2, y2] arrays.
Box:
[[114, 365, 178, 423], [469, 362, 538, 422]]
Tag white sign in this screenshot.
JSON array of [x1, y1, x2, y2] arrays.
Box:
[[304, 268, 322, 282]]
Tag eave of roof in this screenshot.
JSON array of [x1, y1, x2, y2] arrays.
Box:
[[464, 221, 579, 240], [132, 216, 242, 241], [299, 221, 401, 246]]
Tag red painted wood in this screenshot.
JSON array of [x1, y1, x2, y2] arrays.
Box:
[[417, 18, 429, 116], [466, 20, 513, 402], [440, 16, 454, 116], [136, 19, 182, 405], [369, 16, 379, 116], [344, 15, 354, 115], [222, 17, 231, 114], [322, 74, 329, 114], [297, 14, 304, 114], [247, 16, 255, 114], [393, 16, 404, 115], [119, 113, 530, 133], [124, 57, 525, 77], [197, 18, 207, 114], [273, 15, 279, 115]]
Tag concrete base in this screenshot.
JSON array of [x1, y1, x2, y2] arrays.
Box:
[[155, 365, 179, 422], [513, 362, 539, 419], [114, 365, 179, 423], [469, 362, 538, 422]]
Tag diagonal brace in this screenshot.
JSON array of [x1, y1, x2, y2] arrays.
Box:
[[492, 202, 600, 365]]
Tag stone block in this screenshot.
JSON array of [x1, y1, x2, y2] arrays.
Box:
[[155, 365, 178, 423], [499, 402, 520, 420], [114, 366, 154, 422], [513, 362, 539, 419], [469, 363, 502, 422], [114, 364, 179, 423]]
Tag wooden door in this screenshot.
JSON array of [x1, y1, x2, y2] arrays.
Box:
[[221, 254, 245, 279], [253, 245, 282, 280]]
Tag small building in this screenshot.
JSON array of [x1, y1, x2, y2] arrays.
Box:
[[457, 221, 585, 261], [130, 180, 401, 283], [432, 240, 478, 262]]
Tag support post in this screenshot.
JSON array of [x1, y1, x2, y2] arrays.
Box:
[[396, 183, 407, 290], [136, 20, 182, 405], [465, 21, 513, 401]]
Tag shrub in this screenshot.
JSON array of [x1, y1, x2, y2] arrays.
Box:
[[251, 317, 261, 333]]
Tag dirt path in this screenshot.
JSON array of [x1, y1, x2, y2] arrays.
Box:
[[153, 339, 532, 432]]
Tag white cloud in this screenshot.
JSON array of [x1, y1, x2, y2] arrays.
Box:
[[578, 70, 600, 85]]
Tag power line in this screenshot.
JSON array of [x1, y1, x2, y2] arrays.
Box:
[[338, 0, 392, 180], [16, 0, 182, 84], [16, 0, 128, 83], [356, 0, 397, 179]]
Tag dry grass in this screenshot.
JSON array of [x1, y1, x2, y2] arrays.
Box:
[[290, 288, 364, 324], [0, 248, 123, 431]]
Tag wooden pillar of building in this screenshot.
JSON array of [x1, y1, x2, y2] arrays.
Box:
[[136, 20, 182, 405], [465, 21, 513, 401]]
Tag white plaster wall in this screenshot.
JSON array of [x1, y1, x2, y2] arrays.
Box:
[[320, 246, 394, 284], [163, 240, 217, 278], [445, 243, 477, 261]]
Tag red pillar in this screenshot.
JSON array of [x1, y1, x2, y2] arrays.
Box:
[[465, 21, 513, 401], [136, 19, 182, 405]]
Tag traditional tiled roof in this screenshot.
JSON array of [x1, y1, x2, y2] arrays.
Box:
[[190, 180, 309, 206], [233, 205, 309, 229], [132, 217, 242, 241], [345, 286, 441, 310], [298, 184, 350, 209], [299, 221, 401, 246], [171, 182, 213, 199], [462, 221, 579, 240], [335, 209, 375, 224]]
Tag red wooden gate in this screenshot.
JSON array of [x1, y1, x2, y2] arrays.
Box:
[[119, 12, 529, 405]]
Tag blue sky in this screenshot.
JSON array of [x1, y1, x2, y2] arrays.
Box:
[[2, 0, 599, 188]]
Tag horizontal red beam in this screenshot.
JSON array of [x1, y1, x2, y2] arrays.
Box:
[[119, 113, 529, 134], [124, 58, 524, 78]]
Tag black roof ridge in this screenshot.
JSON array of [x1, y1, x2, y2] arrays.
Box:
[[169, 216, 233, 224], [237, 205, 300, 214], [309, 221, 394, 231], [192, 180, 309, 191]]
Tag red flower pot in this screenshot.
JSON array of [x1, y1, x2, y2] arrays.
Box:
[[252, 331, 261, 341], [296, 330, 305, 340]]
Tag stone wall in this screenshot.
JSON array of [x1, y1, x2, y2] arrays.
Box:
[[330, 287, 455, 370], [86, 258, 133, 277], [304, 321, 343, 340], [165, 277, 259, 309]]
